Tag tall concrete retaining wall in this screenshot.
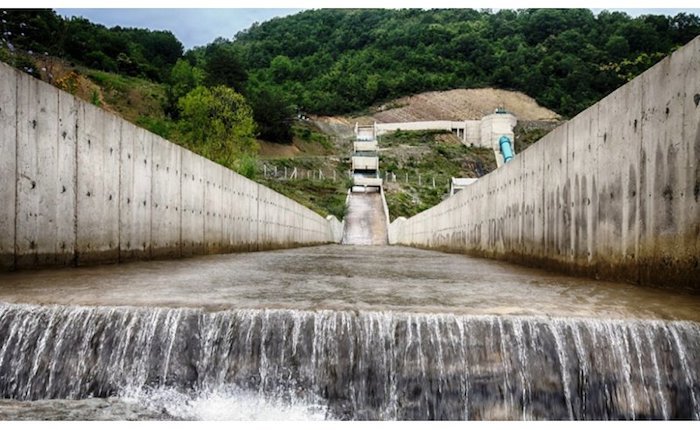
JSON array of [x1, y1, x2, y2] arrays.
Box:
[[389, 36, 700, 292], [0, 61, 341, 270]]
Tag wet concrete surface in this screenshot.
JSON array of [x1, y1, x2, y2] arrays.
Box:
[[0, 398, 168, 420], [0, 245, 698, 321], [342, 192, 388, 245]]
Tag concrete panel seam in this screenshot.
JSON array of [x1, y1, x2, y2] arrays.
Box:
[[72, 99, 79, 266], [179, 146, 183, 258], [636, 74, 645, 285], [12, 69, 19, 271], [116, 118, 123, 261]]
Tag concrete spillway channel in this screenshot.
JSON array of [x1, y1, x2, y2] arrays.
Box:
[[341, 191, 389, 245], [0, 245, 699, 419], [1, 35, 700, 420]]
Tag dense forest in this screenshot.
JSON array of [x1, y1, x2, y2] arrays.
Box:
[[2, 8, 700, 147], [231, 8, 700, 118], [0, 10, 183, 81]]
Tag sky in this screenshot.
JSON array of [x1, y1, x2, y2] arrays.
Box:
[[54, 9, 303, 49], [54, 7, 700, 50]]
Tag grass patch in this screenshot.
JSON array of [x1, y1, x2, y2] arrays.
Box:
[[260, 176, 350, 219], [379, 129, 446, 147], [85, 68, 166, 123], [380, 130, 497, 220], [257, 156, 351, 219], [513, 121, 560, 153], [135, 116, 177, 140], [292, 123, 334, 151]]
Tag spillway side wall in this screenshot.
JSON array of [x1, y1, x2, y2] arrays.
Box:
[[0, 62, 339, 270], [389, 36, 700, 292]]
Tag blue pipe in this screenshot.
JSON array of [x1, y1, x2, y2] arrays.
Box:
[[499, 135, 514, 163]]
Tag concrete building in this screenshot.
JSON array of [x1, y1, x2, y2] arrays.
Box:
[[449, 177, 479, 196], [351, 124, 382, 190]]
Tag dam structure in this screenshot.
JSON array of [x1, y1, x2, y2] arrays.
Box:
[[0, 38, 698, 420]]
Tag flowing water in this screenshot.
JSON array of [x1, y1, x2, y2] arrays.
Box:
[[0, 245, 699, 420], [342, 192, 388, 245]]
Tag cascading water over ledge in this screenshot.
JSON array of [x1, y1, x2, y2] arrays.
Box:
[[0, 302, 698, 420]]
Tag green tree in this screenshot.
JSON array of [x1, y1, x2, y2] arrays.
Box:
[[605, 35, 630, 60], [227, 8, 699, 118], [269, 55, 294, 83], [170, 59, 204, 97], [165, 58, 205, 118], [248, 85, 294, 143], [203, 39, 248, 92], [177, 85, 258, 167]]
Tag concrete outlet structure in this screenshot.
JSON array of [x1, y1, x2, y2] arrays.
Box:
[[389, 36, 700, 292], [351, 123, 382, 190], [0, 61, 343, 271], [374, 111, 517, 166]]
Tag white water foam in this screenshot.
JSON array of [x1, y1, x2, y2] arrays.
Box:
[[120, 385, 331, 420]]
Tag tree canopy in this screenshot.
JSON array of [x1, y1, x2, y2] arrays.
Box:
[[177, 85, 258, 166], [229, 8, 700, 117], [1, 9, 183, 81], [2, 8, 699, 140]]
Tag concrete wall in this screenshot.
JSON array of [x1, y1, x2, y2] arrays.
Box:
[[0, 61, 340, 270], [375, 120, 463, 134], [326, 215, 344, 244], [389, 36, 700, 292], [354, 140, 378, 152], [480, 113, 517, 167], [380, 187, 391, 232], [352, 155, 379, 171], [464, 120, 481, 146]]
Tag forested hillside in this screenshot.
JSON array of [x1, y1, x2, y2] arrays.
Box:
[[232, 8, 700, 118], [3, 8, 699, 143], [0, 10, 183, 81]]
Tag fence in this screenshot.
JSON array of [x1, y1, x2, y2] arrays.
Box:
[[261, 163, 456, 191]]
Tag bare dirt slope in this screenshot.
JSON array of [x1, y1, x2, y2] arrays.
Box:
[[368, 88, 560, 123], [311, 115, 356, 140], [259, 141, 301, 158]]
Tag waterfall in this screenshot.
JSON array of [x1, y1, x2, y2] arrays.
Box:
[[0, 302, 698, 420]]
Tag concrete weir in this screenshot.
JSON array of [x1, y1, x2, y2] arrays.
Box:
[[0, 245, 699, 419], [0, 61, 343, 270], [390, 36, 700, 292]]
